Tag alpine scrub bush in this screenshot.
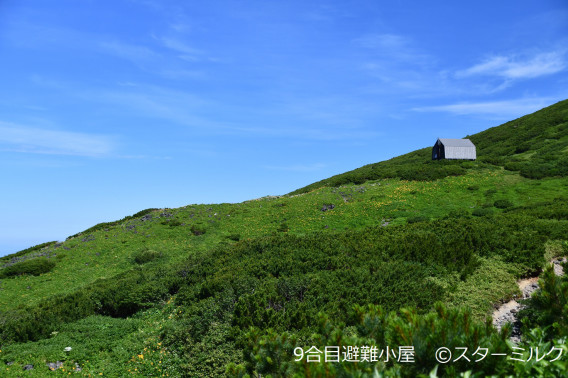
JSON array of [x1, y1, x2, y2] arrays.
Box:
[[472, 208, 493, 217], [133, 249, 161, 264], [406, 215, 429, 223], [494, 199, 514, 209], [226, 233, 241, 241], [0, 257, 56, 278], [0, 265, 183, 343], [520, 265, 568, 340], [229, 303, 512, 377], [161, 219, 182, 227], [277, 222, 289, 232], [190, 224, 206, 236]]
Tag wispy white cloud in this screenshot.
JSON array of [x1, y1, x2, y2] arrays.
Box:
[[411, 97, 557, 118], [354, 33, 434, 65], [99, 40, 158, 64], [160, 37, 202, 56], [457, 51, 566, 79], [0, 121, 115, 157], [353, 33, 443, 95], [97, 84, 216, 127], [99, 37, 210, 78]]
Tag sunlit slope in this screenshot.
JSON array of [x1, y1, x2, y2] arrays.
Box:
[[0, 101, 567, 376], [1, 100, 566, 314], [1, 168, 566, 312], [290, 99, 568, 195]]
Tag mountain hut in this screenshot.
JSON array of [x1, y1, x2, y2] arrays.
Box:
[[432, 138, 476, 160]]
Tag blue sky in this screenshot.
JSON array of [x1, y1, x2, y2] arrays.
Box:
[[1, 0, 567, 256]]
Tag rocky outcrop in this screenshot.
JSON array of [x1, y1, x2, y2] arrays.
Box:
[[492, 257, 566, 343]]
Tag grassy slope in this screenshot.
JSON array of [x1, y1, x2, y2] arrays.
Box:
[[1, 169, 565, 312], [289, 99, 568, 195], [0, 100, 567, 376]]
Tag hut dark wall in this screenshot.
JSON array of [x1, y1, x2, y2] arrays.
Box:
[[432, 140, 444, 160]]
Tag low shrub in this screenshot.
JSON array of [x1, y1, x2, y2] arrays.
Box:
[[190, 224, 206, 236], [472, 208, 493, 217], [226, 233, 241, 241], [277, 223, 289, 232], [0, 258, 56, 278], [133, 249, 161, 265], [485, 189, 497, 197], [230, 303, 511, 377], [406, 215, 429, 223], [494, 199, 514, 209], [162, 219, 182, 227]]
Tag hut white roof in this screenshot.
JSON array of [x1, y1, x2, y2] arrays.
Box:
[[438, 138, 476, 148]]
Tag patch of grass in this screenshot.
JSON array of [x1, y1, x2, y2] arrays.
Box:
[[544, 240, 567, 261], [447, 257, 522, 320]]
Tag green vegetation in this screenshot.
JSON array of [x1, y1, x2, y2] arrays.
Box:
[[133, 249, 161, 264], [229, 303, 512, 377], [0, 101, 567, 376], [0, 258, 56, 278], [290, 99, 568, 195], [0, 241, 57, 263], [494, 199, 514, 209]]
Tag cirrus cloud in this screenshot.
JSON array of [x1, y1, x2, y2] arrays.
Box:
[[457, 51, 566, 79], [0, 121, 115, 157]]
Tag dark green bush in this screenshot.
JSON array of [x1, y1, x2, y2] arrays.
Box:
[[226, 233, 241, 241], [162, 219, 182, 227], [277, 222, 289, 232], [0, 265, 183, 343], [485, 188, 497, 196], [445, 209, 471, 219], [519, 265, 568, 340], [472, 208, 493, 217], [515, 143, 531, 153], [494, 199, 514, 209], [133, 249, 161, 264], [406, 215, 429, 223], [467, 185, 479, 191], [190, 224, 206, 236], [231, 303, 511, 377], [0, 258, 56, 278]]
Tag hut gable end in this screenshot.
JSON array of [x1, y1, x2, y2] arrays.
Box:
[[432, 138, 476, 160]]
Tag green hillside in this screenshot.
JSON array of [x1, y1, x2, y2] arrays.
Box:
[[0, 101, 567, 376], [290, 99, 568, 195]]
